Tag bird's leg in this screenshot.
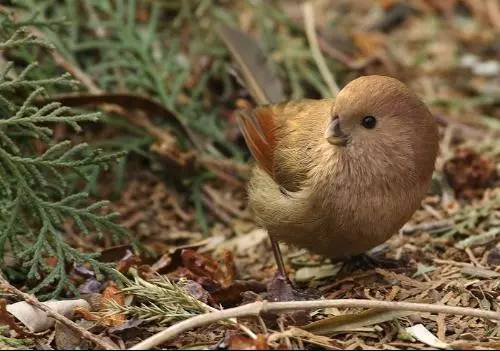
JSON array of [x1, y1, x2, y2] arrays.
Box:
[[270, 238, 293, 286]]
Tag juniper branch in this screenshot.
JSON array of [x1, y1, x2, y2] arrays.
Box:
[[0, 14, 130, 298]]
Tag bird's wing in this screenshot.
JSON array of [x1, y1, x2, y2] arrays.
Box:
[[237, 99, 329, 191]]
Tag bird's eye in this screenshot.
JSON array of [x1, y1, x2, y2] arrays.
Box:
[[361, 116, 377, 129]]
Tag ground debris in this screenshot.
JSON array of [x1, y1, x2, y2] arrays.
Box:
[[2, 0, 499, 349], [444, 148, 497, 199]]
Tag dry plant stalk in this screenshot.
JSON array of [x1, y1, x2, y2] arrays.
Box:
[[302, 1, 340, 97], [130, 298, 500, 350]]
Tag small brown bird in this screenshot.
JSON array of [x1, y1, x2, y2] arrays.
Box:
[[238, 75, 439, 276]]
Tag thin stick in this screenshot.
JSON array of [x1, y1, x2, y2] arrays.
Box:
[[129, 299, 500, 349], [302, 1, 340, 97], [203, 304, 256, 340], [401, 219, 453, 234], [0, 277, 114, 350], [28, 27, 102, 94]]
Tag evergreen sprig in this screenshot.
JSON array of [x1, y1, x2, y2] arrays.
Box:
[[105, 272, 212, 326], [0, 15, 129, 298]]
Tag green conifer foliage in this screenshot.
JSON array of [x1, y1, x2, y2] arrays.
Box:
[[0, 14, 129, 298]]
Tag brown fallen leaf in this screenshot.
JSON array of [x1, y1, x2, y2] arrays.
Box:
[[42, 93, 199, 148], [461, 265, 500, 279], [100, 283, 126, 327], [217, 25, 286, 105], [172, 249, 265, 306], [443, 148, 497, 199], [227, 334, 269, 350], [182, 280, 211, 304], [181, 249, 237, 289], [211, 280, 266, 307], [55, 321, 82, 350], [303, 309, 414, 335], [116, 250, 141, 273], [99, 245, 134, 263], [181, 249, 220, 283], [213, 250, 237, 289], [295, 263, 343, 283], [75, 282, 127, 327], [45, 256, 58, 268], [73, 306, 99, 322]]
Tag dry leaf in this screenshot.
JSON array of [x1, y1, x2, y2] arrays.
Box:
[[217, 25, 285, 105], [215, 228, 268, 254], [444, 148, 497, 199], [0, 299, 33, 337], [100, 283, 126, 326], [461, 265, 500, 279], [267, 273, 297, 304], [54, 321, 81, 350], [228, 334, 269, 350], [405, 324, 449, 349], [455, 228, 500, 249], [6, 299, 90, 332], [180, 249, 237, 289], [116, 250, 141, 273], [303, 309, 414, 335], [73, 306, 99, 322], [295, 264, 342, 283], [352, 32, 386, 57]]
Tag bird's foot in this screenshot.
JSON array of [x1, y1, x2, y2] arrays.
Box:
[[262, 271, 319, 326], [266, 271, 319, 302]]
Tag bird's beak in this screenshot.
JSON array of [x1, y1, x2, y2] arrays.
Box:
[[325, 115, 349, 146]]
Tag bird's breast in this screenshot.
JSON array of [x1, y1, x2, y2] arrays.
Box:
[[300, 156, 429, 258]]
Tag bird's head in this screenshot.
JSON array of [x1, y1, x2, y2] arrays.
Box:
[[324, 75, 438, 183], [326, 76, 431, 147]]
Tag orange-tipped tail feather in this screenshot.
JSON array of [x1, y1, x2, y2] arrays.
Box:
[[237, 106, 278, 177]]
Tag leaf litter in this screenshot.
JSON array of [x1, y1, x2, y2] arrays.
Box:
[[1, 0, 499, 349]]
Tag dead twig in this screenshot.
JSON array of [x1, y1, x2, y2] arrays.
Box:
[[201, 194, 233, 225], [302, 1, 339, 97], [401, 220, 453, 234], [27, 26, 101, 94], [129, 299, 500, 350], [0, 276, 115, 350], [203, 184, 249, 219]]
